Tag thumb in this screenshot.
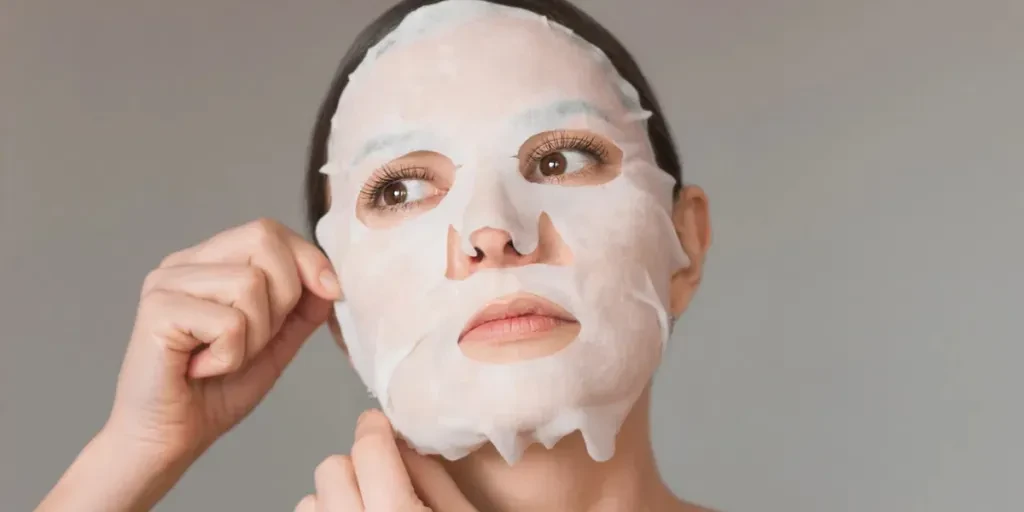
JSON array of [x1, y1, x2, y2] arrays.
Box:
[[400, 442, 478, 512]]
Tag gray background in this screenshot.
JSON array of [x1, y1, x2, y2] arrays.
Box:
[[3, 1, 1022, 511]]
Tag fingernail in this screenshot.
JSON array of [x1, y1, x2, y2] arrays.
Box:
[[319, 268, 340, 297], [354, 409, 384, 441]]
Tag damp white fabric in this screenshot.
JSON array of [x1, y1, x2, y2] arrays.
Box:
[[316, 0, 689, 465]]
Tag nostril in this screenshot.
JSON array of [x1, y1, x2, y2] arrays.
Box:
[[470, 241, 520, 263], [504, 240, 520, 255]]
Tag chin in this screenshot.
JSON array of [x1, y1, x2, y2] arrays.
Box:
[[381, 306, 664, 465]]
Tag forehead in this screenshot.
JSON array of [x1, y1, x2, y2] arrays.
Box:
[[330, 12, 633, 163]]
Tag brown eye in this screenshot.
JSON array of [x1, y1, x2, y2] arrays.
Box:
[[381, 181, 409, 205], [539, 152, 568, 176], [371, 177, 437, 209], [518, 131, 621, 187], [530, 149, 599, 181]]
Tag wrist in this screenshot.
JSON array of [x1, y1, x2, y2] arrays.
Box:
[[96, 422, 203, 506], [37, 426, 198, 512], [95, 419, 201, 472]]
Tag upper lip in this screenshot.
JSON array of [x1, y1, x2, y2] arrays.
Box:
[[458, 293, 578, 341]]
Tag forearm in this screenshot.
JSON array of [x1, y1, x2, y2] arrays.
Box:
[[36, 427, 196, 512]]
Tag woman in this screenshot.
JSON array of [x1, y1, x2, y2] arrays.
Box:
[[37, 0, 712, 511]]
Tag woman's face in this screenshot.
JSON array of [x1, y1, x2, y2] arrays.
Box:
[[316, 1, 695, 464]]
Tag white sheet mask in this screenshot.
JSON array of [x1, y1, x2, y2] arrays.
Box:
[[315, 0, 689, 464]]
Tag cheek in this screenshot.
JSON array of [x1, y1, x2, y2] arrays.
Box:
[[340, 216, 450, 348], [541, 175, 681, 305], [547, 183, 665, 262], [345, 237, 435, 309], [565, 214, 661, 300]]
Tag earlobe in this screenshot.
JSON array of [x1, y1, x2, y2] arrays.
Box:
[[668, 185, 711, 317]]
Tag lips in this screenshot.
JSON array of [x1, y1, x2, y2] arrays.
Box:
[[458, 293, 578, 344]]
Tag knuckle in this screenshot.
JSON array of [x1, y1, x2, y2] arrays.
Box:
[[140, 268, 165, 295], [280, 280, 302, 310], [158, 249, 186, 268], [218, 342, 246, 371], [222, 309, 248, 340], [351, 431, 388, 457], [244, 218, 280, 246], [135, 290, 181, 342], [237, 266, 267, 297], [139, 288, 174, 312], [314, 454, 352, 480]]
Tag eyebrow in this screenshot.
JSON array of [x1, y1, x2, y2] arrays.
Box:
[[510, 99, 614, 129], [349, 130, 434, 168], [348, 100, 615, 167]]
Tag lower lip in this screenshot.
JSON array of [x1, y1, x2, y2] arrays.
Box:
[[459, 314, 576, 345]]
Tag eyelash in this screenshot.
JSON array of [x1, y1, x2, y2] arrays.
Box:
[[526, 132, 610, 180], [359, 134, 609, 212], [359, 164, 433, 211]]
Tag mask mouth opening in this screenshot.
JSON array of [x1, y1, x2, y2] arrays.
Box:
[[456, 292, 581, 363]]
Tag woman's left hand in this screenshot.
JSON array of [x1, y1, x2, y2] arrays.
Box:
[[295, 410, 477, 512]]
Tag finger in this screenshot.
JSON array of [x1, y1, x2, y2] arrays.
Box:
[[137, 290, 247, 378], [142, 264, 272, 367], [179, 219, 305, 334], [293, 494, 317, 512], [351, 410, 421, 511], [161, 219, 340, 309], [314, 455, 363, 512], [277, 224, 343, 302], [231, 289, 332, 392], [400, 444, 476, 512]]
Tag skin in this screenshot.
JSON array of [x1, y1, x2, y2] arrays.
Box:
[[324, 185, 713, 512], [36, 219, 343, 512], [35, 186, 709, 512], [322, 14, 699, 461], [37, 15, 713, 511], [361, 131, 609, 366], [441, 186, 713, 512]]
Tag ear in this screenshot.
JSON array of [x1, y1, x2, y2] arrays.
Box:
[[323, 175, 333, 209], [326, 308, 351, 361], [669, 185, 711, 317]]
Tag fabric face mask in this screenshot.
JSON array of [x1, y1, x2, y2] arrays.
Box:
[[316, 0, 689, 465]]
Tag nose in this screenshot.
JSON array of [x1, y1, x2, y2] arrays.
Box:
[[468, 227, 526, 267], [445, 214, 574, 281], [444, 226, 534, 281]]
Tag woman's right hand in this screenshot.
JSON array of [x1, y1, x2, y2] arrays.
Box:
[[107, 218, 342, 462], [36, 219, 342, 512]]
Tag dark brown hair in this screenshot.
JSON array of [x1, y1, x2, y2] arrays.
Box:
[[304, 0, 682, 241]]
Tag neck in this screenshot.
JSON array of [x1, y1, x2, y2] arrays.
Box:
[[441, 388, 690, 512]]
